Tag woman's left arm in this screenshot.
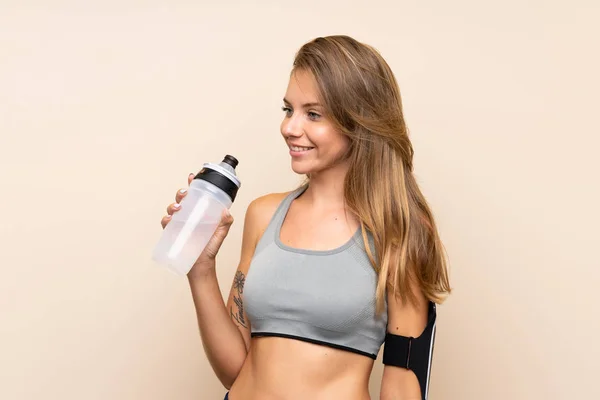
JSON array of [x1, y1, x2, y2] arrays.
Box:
[[379, 286, 430, 400]]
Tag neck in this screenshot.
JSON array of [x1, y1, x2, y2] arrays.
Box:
[[301, 160, 349, 208]]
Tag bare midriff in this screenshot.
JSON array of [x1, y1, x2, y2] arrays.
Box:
[[228, 336, 374, 400]]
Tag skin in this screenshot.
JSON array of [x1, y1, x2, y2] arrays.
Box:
[[161, 69, 428, 400]]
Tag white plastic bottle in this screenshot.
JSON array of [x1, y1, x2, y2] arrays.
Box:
[[152, 155, 241, 276]]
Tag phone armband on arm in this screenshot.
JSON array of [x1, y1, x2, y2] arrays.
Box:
[[382, 301, 437, 400]]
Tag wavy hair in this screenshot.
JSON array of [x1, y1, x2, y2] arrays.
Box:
[[292, 35, 451, 313]]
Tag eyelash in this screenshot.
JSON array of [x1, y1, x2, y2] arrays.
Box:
[[281, 106, 321, 121]]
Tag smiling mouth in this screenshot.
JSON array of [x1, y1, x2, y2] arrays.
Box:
[[289, 145, 314, 152]]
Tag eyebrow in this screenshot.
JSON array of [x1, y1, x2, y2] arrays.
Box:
[[283, 98, 323, 108]]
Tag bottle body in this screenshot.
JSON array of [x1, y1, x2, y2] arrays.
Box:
[[152, 179, 232, 276]]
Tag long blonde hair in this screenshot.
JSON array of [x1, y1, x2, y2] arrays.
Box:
[[293, 35, 451, 313]]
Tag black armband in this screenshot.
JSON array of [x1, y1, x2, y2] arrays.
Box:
[[382, 301, 437, 400]]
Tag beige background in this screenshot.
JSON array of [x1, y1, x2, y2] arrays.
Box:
[[1, 1, 599, 399]]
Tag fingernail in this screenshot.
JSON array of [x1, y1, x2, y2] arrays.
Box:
[[224, 209, 230, 217], [179, 189, 187, 194], [174, 203, 181, 208]]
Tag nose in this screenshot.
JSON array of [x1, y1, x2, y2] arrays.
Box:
[[281, 113, 303, 139]]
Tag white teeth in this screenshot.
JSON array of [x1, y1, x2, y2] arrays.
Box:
[[290, 146, 312, 151]]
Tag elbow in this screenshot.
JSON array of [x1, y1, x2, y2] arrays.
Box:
[[217, 371, 237, 391], [210, 346, 248, 391], [216, 362, 244, 391]]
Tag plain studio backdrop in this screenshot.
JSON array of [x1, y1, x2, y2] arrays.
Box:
[[1, 1, 598, 399]]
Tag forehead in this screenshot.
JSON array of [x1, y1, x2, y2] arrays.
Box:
[[285, 69, 321, 103]]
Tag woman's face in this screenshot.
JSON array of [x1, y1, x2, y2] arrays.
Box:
[[280, 69, 350, 176]]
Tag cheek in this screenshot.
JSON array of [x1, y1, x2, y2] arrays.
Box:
[[314, 129, 349, 156]]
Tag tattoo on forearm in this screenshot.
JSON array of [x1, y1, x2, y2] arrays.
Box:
[[230, 271, 247, 328]]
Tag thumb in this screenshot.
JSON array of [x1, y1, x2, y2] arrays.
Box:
[[198, 210, 234, 261], [221, 208, 234, 227], [207, 209, 234, 247]]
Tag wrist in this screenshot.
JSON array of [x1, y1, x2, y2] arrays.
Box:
[[187, 260, 217, 281]]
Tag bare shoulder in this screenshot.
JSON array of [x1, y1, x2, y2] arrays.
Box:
[[244, 191, 290, 235], [233, 191, 291, 282]]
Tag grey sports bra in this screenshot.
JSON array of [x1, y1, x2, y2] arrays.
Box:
[[243, 184, 388, 359]]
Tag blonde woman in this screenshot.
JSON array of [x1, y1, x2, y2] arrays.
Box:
[[161, 35, 451, 400]]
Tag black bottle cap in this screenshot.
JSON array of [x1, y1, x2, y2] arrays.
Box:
[[222, 155, 238, 168], [194, 155, 241, 202]]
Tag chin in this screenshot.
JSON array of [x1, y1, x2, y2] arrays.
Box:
[[290, 160, 317, 175], [290, 164, 310, 175]]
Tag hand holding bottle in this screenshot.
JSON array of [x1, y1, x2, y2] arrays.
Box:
[[153, 155, 241, 276], [161, 173, 234, 274]]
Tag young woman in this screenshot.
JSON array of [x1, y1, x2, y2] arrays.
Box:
[[161, 35, 451, 400]]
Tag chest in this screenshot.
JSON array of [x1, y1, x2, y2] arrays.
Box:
[[278, 202, 360, 252], [244, 244, 380, 332]]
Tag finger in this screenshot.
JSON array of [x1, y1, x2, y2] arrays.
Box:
[[175, 188, 188, 203], [213, 213, 234, 241], [161, 215, 171, 229], [166, 202, 181, 215], [188, 173, 194, 186], [221, 209, 234, 226]]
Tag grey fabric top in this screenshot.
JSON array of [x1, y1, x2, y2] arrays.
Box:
[[244, 184, 388, 359]]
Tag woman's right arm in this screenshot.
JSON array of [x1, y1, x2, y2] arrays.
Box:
[[185, 197, 261, 389], [161, 175, 282, 389]]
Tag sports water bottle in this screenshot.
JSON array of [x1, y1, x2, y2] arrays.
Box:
[[152, 155, 241, 276]]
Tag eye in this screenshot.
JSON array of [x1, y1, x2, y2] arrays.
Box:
[[281, 106, 293, 117], [307, 111, 321, 121]]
